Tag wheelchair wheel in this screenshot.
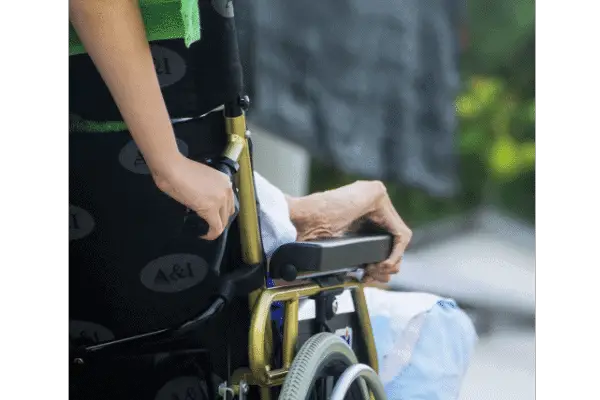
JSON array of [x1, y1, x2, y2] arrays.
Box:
[[278, 333, 369, 400], [330, 364, 387, 400]]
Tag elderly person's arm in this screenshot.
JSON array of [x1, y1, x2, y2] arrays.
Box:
[[285, 181, 412, 283]]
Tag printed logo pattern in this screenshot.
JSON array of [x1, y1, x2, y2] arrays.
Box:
[[154, 376, 207, 400], [151, 44, 187, 88], [140, 254, 209, 293], [69, 320, 115, 345], [119, 138, 189, 174], [335, 327, 353, 348], [69, 205, 95, 241], [211, 0, 234, 18]]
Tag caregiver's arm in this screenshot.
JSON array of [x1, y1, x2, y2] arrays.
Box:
[[285, 181, 412, 283], [69, 0, 234, 240], [69, 0, 179, 173]]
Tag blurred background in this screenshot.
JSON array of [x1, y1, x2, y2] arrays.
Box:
[[236, 0, 535, 398]]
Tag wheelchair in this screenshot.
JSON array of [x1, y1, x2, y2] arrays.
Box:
[[69, 3, 389, 399]]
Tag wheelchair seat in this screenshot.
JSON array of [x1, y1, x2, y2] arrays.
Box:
[[270, 234, 393, 281]]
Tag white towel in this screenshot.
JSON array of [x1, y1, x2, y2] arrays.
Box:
[[253, 172, 298, 258]]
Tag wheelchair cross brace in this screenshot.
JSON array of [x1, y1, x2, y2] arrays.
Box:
[[246, 281, 379, 388]]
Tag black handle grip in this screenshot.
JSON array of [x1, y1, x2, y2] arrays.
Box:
[[183, 159, 240, 237]]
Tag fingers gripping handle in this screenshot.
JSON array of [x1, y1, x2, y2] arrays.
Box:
[[183, 158, 240, 238]]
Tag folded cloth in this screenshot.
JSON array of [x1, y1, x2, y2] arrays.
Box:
[[253, 172, 298, 258], [365, 289, 478, 400]]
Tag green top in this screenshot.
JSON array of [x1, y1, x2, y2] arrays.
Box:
[[70, 0, 201, 132], [69, 0, 201, 56]]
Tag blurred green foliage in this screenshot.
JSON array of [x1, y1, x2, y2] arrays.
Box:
[[462, 0, 535, 97], [310, 0, 535, 226]]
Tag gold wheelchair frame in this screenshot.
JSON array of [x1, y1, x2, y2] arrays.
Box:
[[219, 108, 379, 399]]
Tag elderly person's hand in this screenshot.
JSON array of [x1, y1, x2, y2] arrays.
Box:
[[286, 181, 412, 283]]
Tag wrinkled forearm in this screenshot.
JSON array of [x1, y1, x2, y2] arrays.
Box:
[[285, 181, 387, 241]]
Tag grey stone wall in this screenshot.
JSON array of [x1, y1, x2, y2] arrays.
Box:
[[236, 0, 464, 197]]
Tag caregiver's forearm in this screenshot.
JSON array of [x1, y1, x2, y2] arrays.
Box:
[[69, 0, 181, 176]]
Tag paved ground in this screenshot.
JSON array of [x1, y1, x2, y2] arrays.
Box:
[[389, 230, 535, 316], [460, 326, 535, 400]]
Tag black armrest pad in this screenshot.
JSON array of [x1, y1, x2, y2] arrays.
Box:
[[270, 234, 393, 281]]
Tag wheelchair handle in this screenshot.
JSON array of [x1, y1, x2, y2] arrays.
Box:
[[183, 157, 240, 237]]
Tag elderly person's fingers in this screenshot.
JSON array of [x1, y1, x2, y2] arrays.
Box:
[[364, 264, 393, 283], [380, 232, 410, 271], [366, 259, 401, 276], [370, 272, 392, 283], [366, 192, 412, 259], [381, 259, 402, 274], [361, 275, 393, 290], [362, 275, 375, 284]]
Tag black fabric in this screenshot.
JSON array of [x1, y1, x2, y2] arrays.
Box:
[[69, 2, 244, 122], [68, 4, 254, 395], [71, 352, 211, 400], [69, 114, 233, 340], [70, 300, 253, 400], [69, 110, 254, 395]]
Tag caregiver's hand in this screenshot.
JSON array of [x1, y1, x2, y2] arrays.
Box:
[[153, 154, 235, 241]]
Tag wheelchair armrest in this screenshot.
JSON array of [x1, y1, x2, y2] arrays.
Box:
[[270, 234, 393, 281]]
